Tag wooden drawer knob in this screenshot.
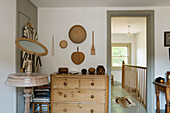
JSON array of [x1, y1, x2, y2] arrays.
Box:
[[63, 82, 67, 86], [91, 82, 94, 86], [63, 108, 67, 112], [90, 109, 94, 113], [91, 95, 94, 99], [64, 94, 67, 98]]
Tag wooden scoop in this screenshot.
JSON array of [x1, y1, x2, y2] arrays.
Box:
[[91, 31, 96, 55], [71, 47, 85, 65]]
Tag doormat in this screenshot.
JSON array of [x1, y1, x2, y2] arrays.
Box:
[[112, 96, 136, 108]]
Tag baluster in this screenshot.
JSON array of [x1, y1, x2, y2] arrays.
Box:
[[122, 61, 125, 88], [122, 64, 147, 107]]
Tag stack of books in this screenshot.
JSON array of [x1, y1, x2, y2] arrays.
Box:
[[33, 83, 50, 102]]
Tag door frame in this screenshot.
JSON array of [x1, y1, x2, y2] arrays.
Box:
[[107, 10, 155, 113]]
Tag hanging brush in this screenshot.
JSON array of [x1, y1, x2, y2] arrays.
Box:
[[91, 31, 96, 55], [51, 36, 55, 56]]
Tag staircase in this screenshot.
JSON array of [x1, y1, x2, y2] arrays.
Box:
[[122, 61, 147, 109]]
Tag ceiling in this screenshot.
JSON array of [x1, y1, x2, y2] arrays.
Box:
[[111, 17, 146, 34], [31, 0, 170, 7], [30, 1, 155, 34]]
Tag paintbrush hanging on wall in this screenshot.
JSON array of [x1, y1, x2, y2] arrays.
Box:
[[51, 36, 55, 56], [91, 31, 96, 55]]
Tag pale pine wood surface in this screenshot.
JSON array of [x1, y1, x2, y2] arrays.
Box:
[[53, 77, 79, 89], [53, 89, 105, 103], [50, 74, 109, 113], [53, 103, 104, 113], [80, 78, 105, 89]]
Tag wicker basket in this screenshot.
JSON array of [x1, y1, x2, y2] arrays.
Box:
[[69, 25, 86, 44]]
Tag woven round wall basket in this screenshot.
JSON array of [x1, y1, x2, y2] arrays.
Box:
[[69, 25, 86, 44], [59, 40, 68, 49]]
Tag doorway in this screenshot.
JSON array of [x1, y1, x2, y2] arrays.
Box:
[[107, 10, 155, 113], [111, 17, 147, 83]]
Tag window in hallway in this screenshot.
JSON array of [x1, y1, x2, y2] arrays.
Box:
[[112, 43, 131, 70]]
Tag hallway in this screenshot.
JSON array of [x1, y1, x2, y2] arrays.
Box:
[[111, 81, 146, 113]]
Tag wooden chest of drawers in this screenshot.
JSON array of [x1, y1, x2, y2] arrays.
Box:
[[50, 73, 109, 113]]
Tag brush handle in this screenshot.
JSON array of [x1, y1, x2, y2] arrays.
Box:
[[91, 31, 95, 55], [51, 36, 54, 56], [77, 46, 79, 52], [92, 31, 94, 48]]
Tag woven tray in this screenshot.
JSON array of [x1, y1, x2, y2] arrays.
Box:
[[71, 47, 85, 65], [69, 25, 86, 43]]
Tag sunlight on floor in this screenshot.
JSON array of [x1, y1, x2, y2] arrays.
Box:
[[111, 81, 146, 113]]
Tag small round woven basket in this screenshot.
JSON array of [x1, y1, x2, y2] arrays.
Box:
[[59, 40, 68, 49], [69, 25, 86, 44]]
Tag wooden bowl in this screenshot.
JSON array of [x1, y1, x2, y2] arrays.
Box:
[[88, 68, 95, 74]]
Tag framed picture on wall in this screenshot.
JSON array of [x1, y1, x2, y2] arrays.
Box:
[[164, 32, 170, 46]]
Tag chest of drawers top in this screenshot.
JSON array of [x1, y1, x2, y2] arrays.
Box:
[[50, 73, 109, 89], [50, 73, 108, 78]]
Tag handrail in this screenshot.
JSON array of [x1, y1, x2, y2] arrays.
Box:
[[123, 64, 147, 69], [122, 61, 147, 88]]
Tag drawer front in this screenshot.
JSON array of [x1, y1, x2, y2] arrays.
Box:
[[52, 103, 105, 113], [52, 77, 79, 89], [80, 78, 105, 89], [53, 89, 105, 103]]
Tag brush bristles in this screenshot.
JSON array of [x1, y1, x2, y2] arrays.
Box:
[[91, 49, 96, 55]]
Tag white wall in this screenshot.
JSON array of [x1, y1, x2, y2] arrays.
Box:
[[38, 7, 170, 111], [38, 8, 107, 74], [136, 31, 147, 67], [0, 0, 16, 113], [111, 34, 136, 82], [154, 7, 170, 109]]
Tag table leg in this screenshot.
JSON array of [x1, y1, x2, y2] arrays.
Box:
[[32, 103, 34, 113], [156, 86, 160, 113], [24, 87, 32, 113], [40, 104, 42, 112], [166, 88, 170, 113], [47, 103, 49, 113]]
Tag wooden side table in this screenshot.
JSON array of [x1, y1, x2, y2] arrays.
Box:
[[153, 82, 170, 113]]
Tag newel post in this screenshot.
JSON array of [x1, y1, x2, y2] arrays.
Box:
[[122, 61, 125, 88]]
